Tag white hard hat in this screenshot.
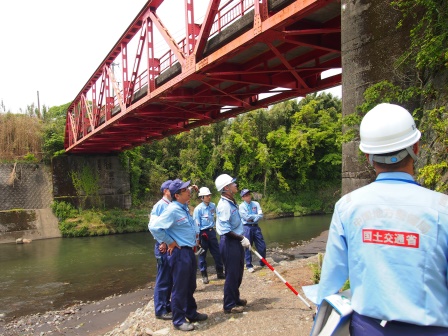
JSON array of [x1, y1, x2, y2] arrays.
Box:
[[215, 174, 236, 192], [198, 187, 212, 196], [359, 103, 421, 155]]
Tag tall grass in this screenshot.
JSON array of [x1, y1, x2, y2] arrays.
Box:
[[0, 113, 43, 161]]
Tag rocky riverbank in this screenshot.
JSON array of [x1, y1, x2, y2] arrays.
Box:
[[0, 231, 329, 336]]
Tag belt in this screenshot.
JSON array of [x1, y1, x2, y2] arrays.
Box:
[[353, 311, 389, 327], [180, 246, 193, 250], [201, 228, 214, 232], [244, 224, 258, 227]]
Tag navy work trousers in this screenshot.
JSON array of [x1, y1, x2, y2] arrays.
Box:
[[350, 311, 448, 336], [243, 225, 266, 268], [168, 246, 198, 327], [198, 228, 223, 272], [153, 242, 172, 316], [219, 235, 244, 311]]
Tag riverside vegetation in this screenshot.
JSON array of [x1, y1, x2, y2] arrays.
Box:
[[2, 93, 344, 237]]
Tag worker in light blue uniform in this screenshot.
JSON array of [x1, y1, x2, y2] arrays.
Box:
[[148, 180, 173, 321], [193, 187, 224, 284], [215, 174, 250, 314], [150, 179, 208, 332], [316, 103, 448, 336], [239, 189, 265, 272]]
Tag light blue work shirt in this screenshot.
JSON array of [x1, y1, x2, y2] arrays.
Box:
[[149, 201, 198, 247], [193, 202, 216, 230], [216, 196, 243, 235], [317, 172, 448, 327], [239, 200, 263, 225], [148, 197, 171, 229]]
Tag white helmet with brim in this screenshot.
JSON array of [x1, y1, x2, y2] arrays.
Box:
[[198, 187, 212, 196], [359, 103, 421, 164], [215, 174, 236, 192]]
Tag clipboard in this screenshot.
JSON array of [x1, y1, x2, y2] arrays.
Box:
[[310, 290, 352, 336]]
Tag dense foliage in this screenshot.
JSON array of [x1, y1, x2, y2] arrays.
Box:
[[392, 0, 448, 71], [121, 92, 342, 214], [41, 103, 69, 162]]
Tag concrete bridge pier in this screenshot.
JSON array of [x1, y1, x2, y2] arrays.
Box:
[[341, 0, 413, 195], [52, 155, 132, 209]]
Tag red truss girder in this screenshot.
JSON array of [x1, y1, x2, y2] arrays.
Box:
[[65, 0, 341, 153]]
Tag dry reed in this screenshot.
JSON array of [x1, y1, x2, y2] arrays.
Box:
[[7, 161, 17, 186], [0, 113, 43, 161]]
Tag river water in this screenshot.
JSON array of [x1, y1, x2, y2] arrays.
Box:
[[0, 214, 331, 319]]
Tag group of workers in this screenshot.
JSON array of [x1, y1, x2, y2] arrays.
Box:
[[147, 102, 448, 335], [148, 174, 266, 331]]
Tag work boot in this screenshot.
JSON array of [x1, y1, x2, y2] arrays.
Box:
[[216, 268, 225, 279], [155, 312, 172, 320], [224, 306, 244, 314], [201, 271, 209, 284], [188, 312, 208, 322], [174, 322, 194, 331], [237, 299, 247, 306]]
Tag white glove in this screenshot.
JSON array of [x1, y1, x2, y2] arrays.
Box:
[[241, 237, 250, 248]]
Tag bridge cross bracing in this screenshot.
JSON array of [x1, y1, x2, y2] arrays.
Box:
[[64, 0, 341, 154]]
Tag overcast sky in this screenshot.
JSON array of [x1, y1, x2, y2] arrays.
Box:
[[0, 0, 340, 113]]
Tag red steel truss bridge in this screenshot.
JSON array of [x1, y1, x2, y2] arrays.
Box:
[[64, 0, 341, 153]]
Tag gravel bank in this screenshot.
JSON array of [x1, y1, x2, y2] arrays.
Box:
[[0, 231, 328, 336]]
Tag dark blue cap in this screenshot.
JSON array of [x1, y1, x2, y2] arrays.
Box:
[[169, 179, 191, 195], [160, 180, 173, 193], [240, 189, 251, 197]]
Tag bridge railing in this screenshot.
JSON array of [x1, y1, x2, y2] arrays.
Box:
[[122, 0, 256, 113], [212, 0, 254, 35], [158, 0, 254, 74]]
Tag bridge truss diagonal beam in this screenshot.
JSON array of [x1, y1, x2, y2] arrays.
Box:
[[65, 0, 341, 154]]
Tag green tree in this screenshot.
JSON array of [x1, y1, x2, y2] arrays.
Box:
[[42, 102, 69, 162], [219, 115, 263, 187], [118, 93, 342, 214], [266, 93, 342, 190]]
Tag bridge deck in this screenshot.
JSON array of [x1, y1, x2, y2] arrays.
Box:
[[65, 0, 341, 153]]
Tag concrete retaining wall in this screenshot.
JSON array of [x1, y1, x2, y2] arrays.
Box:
[[0, 163, 61, 244], [0, 163, 53, 211], [0, 209, 60, 244], [0, 155, 131, 244]]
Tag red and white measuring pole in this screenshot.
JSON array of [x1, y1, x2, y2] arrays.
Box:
[[250, 246, 312, 309]]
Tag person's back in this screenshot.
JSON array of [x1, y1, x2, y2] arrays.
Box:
[[149, 197, 171, 226], [316, 103, 448, 335], [148, 180, 173, 321], [325, 172, 448, 326]]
